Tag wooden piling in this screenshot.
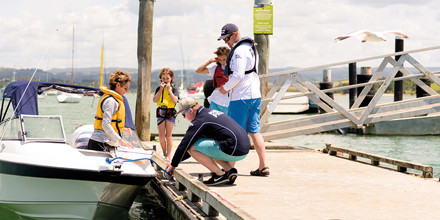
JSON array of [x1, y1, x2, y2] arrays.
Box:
[[348, 63, 357, 108], [136, 0, 154, 141], [394, 37, 404, 101], [357, 67, 374, 107]]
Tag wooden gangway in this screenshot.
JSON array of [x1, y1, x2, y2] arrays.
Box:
[[149, 145, 440, 220], [260, 46, 440, 140]]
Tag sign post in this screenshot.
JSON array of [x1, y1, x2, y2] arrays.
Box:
[[254, 1, 273, 111]]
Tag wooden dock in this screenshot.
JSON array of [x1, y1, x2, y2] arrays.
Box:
[[147, 142, 440, 219]]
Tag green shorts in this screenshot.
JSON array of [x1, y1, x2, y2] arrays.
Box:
[[193, 138, 247, 162]]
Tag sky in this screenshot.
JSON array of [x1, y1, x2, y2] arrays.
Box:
[[1, 0, 440, 73]]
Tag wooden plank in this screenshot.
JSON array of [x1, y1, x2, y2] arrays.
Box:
[[262, 95, 440, 139], [388, 57, 438, 95], [352, 57, 390, 108], [261, 74, 294, 123], [358, 56, 406, 124], [327, 146, 433, 178], [297, 75, 361, 125]]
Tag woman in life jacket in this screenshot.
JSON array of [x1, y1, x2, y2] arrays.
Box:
[[195, 46, 230, 114], [153, 68, 179, 160], [87, 69, 133, 151]]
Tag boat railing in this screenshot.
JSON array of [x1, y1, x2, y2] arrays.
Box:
[[258, 45, 440, 140]]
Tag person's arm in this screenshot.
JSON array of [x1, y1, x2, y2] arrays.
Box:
[[166, 84, 178, 104], [195, 57, 217, 74], [152, 85, 164, 103]]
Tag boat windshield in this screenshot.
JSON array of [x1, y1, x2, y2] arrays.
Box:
[[0, 117, 22, 140], [20, 114, 66, 143]]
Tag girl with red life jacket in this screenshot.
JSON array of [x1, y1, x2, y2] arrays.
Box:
[[195, 46, 230, 114], [153, 68, 179, 160]]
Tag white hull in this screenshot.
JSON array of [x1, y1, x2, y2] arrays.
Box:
[[0, 174, 141, 219], [57, 93, 81, 103], [0, 117, 156, 219]]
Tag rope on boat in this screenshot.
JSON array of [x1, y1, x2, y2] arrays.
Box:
[[105, 157, 175, 182]]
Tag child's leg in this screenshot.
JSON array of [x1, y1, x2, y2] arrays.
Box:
[[164, 121, 174, 160], [157, 120, 167, 155]]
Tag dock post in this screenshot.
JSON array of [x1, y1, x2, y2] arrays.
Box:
[[394, 37, 404, 101], [349, 63, 357, 108], [319, 69, 334, 112], [416, 77, 431, 98], [357, 67, 375, 107], [254, 0, 272, 116], [136, 0, 154, 141]]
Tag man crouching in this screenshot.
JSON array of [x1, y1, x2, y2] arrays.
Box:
[[165, 97, 249, 186]]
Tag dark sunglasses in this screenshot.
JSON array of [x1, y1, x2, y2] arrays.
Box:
[[223, 32, 234, 42]]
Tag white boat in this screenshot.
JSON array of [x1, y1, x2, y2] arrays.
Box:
[[0, 81, 156, 219], [272, 92, 310, 114], [57, 92, 82, 103]]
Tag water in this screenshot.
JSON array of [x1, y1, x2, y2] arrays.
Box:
[[23, 92, 440, 218]]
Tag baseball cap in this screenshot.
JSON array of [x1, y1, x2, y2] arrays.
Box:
[[175, 97, 198, 117], [217, 23, 238, 41]]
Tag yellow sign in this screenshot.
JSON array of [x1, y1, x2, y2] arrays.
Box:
[[253, 4, 273, 35]]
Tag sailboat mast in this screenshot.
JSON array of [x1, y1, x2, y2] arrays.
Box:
[[100, 33, 104, 87], [71, 26, 74, 84]]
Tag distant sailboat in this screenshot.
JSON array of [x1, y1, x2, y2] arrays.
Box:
[[57, 26, 81, 103]]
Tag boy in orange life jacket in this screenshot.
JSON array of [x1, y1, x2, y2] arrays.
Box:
[[153, 68, 179, 160], [195, 46, 230, 114]]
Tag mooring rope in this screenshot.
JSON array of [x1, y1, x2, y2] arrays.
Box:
[[105, 157, 175, 182]]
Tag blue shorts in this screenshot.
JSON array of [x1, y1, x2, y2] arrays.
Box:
[[157, 117, 176, 124], [209, 101, 228, 114], [193, 138, 247, 162], [228, 98, 261, 133]]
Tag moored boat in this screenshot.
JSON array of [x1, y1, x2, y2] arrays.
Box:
[[0, 81, 156, 219], [57, 92, 82, 103]]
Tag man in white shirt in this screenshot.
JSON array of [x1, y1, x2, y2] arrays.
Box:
[[218, 23, 270, 176]]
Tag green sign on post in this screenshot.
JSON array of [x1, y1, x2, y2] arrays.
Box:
[[253, 4, 273, 35]]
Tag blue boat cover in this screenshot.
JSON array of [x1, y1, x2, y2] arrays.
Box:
[[3, 81, 100, 117], [123, 95, 136, 130]]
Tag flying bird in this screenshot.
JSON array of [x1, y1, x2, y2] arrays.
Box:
[[334, 30, 409, 43]]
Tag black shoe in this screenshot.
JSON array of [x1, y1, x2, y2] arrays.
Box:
[[203, 172, 229, 186], [226, 168, 238, 184]]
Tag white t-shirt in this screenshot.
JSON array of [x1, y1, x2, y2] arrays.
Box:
[[222, 38, 261, 101], [206, 65, 229, 107]]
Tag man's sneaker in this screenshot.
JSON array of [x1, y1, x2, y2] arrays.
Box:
[[226, 168, 238, 184], [203, 172, 229, 186]]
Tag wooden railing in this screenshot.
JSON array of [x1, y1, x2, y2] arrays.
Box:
[[151, 152, 255, 220], [258, 46, 440, 141], [326, 144, 433, 178]]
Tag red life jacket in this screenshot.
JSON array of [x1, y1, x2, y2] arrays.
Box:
[[213, 65, 228, 88]]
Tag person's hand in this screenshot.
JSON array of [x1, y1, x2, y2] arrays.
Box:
[[209, 57, 218, 63], [165, 82, 172, 91], [160, 82, 166, 88], [123, 128, 133, 136], [219, 86, 228, 95], [118, 138, 134, 149], [165, 164, 175, 179]]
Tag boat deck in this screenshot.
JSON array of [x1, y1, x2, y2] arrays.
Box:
[[148, 143, 440, 219]]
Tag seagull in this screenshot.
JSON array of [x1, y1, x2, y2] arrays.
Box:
[[334, 30, 409, 43]]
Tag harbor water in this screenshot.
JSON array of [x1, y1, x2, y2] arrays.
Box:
[[27, 92, 440, 218]]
